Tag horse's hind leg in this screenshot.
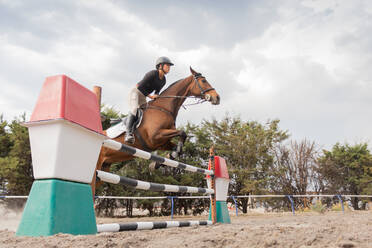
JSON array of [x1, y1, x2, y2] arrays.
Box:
[[91, 150, 106, 200], [93, 162, 111, 192]]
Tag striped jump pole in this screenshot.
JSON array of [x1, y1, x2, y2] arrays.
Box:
[[97, 220, 212, 232], [102, 139, 214, 175], [96, 170, 214, 194], [0, 196, 28, 199]]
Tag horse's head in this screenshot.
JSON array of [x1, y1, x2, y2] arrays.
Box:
[[189, 67, 220, 105]]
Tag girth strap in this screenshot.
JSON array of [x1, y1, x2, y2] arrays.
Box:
[[134, 129, 152, 152], [144, 105, 175, 122]]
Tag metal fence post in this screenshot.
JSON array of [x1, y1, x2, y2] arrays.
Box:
[[286, 195, 295, 215], [170, 196, 175, 219], [336, 194, 344, 213], [231, 196, 238, 216]]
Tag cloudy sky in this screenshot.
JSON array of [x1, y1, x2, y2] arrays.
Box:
[[1, 0, 372, 148]]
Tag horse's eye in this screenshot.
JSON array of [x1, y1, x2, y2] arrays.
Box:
[[202, 79, 206, 83]]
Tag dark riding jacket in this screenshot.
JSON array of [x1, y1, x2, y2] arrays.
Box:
[[137, 70, 166, 96]]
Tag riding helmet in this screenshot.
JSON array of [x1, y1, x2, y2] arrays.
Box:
[[156, 56, 174, 69]]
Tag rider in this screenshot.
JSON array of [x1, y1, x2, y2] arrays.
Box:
[[125, 56, 174, 143]]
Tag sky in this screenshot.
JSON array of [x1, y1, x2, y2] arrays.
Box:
[[1, 0, 372, 149]]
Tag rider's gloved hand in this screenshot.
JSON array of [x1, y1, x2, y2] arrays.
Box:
[[149, 94, 159, 99]]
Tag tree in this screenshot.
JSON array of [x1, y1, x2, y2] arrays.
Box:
[[0, 114, 33, 207], [271, 139, 320, 209], [317, 143, 372, 209], [188, 116, 289, 213], [0, 115, 12, 157], [0, 115, 12, 194]]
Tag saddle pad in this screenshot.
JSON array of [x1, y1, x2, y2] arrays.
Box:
[[105, 109, 143, 139], [106, 119, 127, 139]]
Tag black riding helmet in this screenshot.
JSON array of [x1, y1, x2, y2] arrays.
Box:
[[156, 56, 174, 69]]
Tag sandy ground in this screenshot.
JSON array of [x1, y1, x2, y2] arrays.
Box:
[[0, 211, 371, 248]]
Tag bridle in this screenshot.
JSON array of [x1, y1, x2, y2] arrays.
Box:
[[155, 73, 215, 100], [193, 73, 215, 100], [146, 73, 216, 119]]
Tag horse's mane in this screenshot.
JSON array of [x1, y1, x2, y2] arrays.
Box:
[[159, 79, 184, 95], [159, 73, 202, 96]]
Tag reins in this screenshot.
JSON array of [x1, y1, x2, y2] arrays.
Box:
[[145, 73, 214, 117], [155, 74, 214, 101], [155, 95, 198, 99]]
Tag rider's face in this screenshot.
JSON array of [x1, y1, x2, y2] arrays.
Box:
[[162, 64, 171, 74]]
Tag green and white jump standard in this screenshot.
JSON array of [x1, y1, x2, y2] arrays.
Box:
[[17, 75, 106, 236]]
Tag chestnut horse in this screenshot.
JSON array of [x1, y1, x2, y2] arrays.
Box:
[[91, 67, 220, 195]]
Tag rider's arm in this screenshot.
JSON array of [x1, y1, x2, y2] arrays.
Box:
[[150, 85, 162, 99], [151, 77, 166, 99]]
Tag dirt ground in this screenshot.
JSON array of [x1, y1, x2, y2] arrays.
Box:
[[0, 211, 371, 248]]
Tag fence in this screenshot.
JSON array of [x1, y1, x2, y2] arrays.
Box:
[[2, 194, 371, 217]]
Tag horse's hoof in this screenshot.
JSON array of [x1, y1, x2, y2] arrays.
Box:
[[149, 162, 163, 170], [171, 151, 178, 158], [156, 163, 164, 169], [124, 135, 135, 144]]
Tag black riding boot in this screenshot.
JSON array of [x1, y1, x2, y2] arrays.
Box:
[[125, 113, 136, 143]]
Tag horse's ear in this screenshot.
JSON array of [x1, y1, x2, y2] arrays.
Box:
[[190, 66, 197, 75]]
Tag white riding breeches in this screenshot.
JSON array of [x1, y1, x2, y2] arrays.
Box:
[[128, 87, 147, 115]]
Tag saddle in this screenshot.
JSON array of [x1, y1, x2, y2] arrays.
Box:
[[106, 109, 144, 139]]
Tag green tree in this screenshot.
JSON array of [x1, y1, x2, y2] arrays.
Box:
[[100, 104, 125, 130], [0, 115, 12, 158], [187, 116, 289, 213], [0, 114, 33, 206], [0, 115, 12, 193], [317, 143, 372, 209]]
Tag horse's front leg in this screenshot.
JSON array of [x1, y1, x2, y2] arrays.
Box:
[[174, 130, 187, 158], [149, 129, 187, 169], [152, 129, 187, 157]]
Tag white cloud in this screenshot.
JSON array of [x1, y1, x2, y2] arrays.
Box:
[[1, 0, 372, 147]]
